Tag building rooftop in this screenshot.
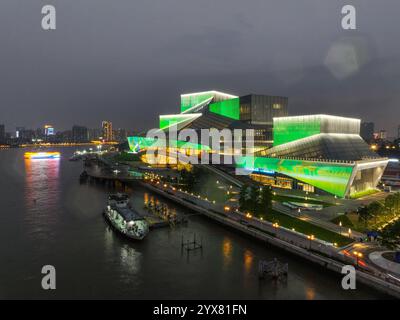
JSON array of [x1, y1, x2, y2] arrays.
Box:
[[259, 133, 379, 161]]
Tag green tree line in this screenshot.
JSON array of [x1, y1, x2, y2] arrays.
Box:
[[239, 184, 273, 218]]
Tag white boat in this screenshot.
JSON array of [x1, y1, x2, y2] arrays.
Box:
[[104, 194, 149, 240]]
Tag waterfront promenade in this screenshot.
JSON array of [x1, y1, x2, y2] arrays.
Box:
[[84, 156, 400, 297], [139, 179, 400, 298]]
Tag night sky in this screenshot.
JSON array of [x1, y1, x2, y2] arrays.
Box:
[[1, 0, 399, 135]]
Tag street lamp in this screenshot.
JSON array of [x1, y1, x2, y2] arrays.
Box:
[[348, 228, 352, 237], [353, 251, 363, 267], [339, 221, 342, 235], [272, 222, 279, 236], [307, 235, 315, 250]]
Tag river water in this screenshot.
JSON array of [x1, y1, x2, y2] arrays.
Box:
[[0, 147, 387, 299]]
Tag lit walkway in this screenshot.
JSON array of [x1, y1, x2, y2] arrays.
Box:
[[369, 251, 400, 276], [274, 202, 366, 239]]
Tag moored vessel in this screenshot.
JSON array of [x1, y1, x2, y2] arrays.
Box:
[[104, 193, 149, 240]]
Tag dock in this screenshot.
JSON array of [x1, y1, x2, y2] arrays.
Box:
[[259, 258, 288, 280], [143, 200, 188, 229]]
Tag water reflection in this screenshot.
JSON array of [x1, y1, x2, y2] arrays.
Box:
[[24, 158, 60, 240], [119, 245, 142, 276], [0, 148, 384, 299], [222, 238, 232, 269], [103, 224, 142, 277], [306, 287, 316, 300], [243, 249, 254, 275]]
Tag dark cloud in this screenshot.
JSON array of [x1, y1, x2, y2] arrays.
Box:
[[0, 0, 399, 136]]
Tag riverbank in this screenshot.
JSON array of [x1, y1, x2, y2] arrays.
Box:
[[140, 181, 400, 299], [0, 147, 388, 299]]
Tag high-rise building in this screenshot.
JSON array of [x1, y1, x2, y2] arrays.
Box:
[[114, 128, 127, 142], [397, 125, 400, 139], [88, 128, 102, 141], [15, 127, 25, 139], [0, 124, 5, 144], [72, 125, 89, 143], [44, 125, 55, 136], [379, 130, 387, 140], [360, 122, 374, 143], [15, 127, 35, 142], [102, 121, 113, 142]]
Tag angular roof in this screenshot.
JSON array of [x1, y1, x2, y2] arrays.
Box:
[[259, 133, 379, 161]]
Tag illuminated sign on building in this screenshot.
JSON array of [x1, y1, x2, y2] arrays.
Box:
[[44, 125, 55, 136]]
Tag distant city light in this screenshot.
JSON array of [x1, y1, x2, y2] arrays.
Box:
[[44, 125, 55, 136]]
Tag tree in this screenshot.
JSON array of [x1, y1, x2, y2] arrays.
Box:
[[179, 167, 198, 191], [249, 186, 260, 215], [394, 192, 400, 214], [239, 184, 250, 212], [368, 201, 384, 225], [358, 206, 371, 227], [385, 194, 396, 216], [259, 186, 273, 216], [379, 220, 400, 252]]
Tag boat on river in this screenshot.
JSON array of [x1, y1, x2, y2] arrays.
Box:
[[103, 193, 149, 240]]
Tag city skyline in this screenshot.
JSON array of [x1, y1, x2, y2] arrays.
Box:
[[1, 1, 400, 135], [0, 113, 399, 141]]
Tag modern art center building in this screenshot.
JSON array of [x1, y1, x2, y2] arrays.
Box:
[[239, 114, 389, 198], [128, 90, 388, 198]]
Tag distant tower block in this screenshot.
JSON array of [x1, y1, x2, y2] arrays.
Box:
[[102, 121, 113, 142]]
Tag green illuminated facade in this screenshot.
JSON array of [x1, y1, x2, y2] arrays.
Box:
[[273, 115, 361, 146], [180, 92, 215, 113], [238, 156, 354, 197], [128, 90, 387, 198], [274, 116, 321, 146], [127, 136, 211, 154], [209, 98, 240, 120], [245, 114, 388, 198], [158, 90, 241, 131]]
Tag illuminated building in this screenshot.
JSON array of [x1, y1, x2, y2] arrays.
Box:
[[102, 121, 113, 142], [128, 91, 387, 198], [378, 130, 387, 140], [16, 127, 25, 139], [381, 160, 400, 188], [239, 115, 388, 198], [44, 125, 55, 136], [159, 90, 288, 148]]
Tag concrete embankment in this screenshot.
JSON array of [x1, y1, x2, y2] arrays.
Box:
[[140, 182, 400, 299]]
